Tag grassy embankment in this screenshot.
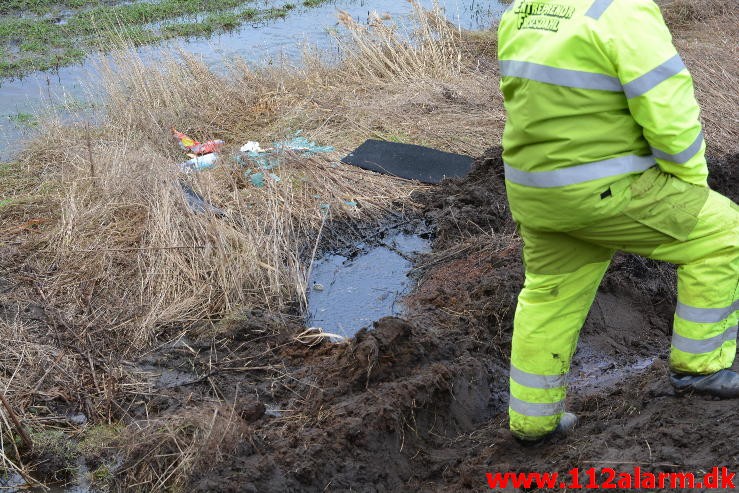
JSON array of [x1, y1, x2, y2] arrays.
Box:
[[0, 0, 333, 78], [0, 0, 736, 490]]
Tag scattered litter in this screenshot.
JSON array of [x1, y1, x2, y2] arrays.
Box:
[[271, 133, 334, 155], [172, 128, 224, 155], [344, 200, 358, 208], [342, 139, 474, 184], [312, 283, 325, 292], [180, 183, 225, 216], [177, 153, 219, 173], [240, 141, 266, 153], [246, 171, 282, 188], [237, 132, 335, 187]]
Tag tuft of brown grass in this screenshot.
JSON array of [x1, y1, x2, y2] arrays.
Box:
[[664, 0, 739, 155], [660, 0, 735, 27], [116, 405, 249, 491]]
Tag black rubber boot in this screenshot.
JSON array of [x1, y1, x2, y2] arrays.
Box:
[[671, 369, 739, 398], [514, 412, 578, 446]]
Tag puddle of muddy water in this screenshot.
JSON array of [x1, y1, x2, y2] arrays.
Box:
[[307, 228, 431, 339], [570, 343, 659, 395], [0, 0, 505, 157], [0, 464, 90, 493]]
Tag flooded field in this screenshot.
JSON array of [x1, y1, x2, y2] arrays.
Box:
[[0, 0, 503, 156]]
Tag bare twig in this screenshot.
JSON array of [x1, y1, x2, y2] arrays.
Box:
[[0, 394, 33, 451]]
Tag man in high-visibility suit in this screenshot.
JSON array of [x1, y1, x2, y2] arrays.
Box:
[[498, 0, 739, 442]]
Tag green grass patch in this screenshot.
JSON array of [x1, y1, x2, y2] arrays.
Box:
[[0, 0, 333, 78], [8, 112, 39, 127]]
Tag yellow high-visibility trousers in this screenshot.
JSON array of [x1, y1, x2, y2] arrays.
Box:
[[509, 168, 739, 440]]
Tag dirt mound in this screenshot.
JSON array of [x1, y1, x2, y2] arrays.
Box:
[[190, 317, 496, 492], [418, 147, 513, 248]]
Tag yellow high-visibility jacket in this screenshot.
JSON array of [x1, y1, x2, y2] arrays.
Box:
[[498, 0, 707, 231]]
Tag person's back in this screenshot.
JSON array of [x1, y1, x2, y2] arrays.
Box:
[[496, 0, 739, 443], [498, 0, 706, 231]]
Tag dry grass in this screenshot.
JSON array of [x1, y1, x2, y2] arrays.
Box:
[[117, 405, 248, 491], [660, 0, 734, 26], [666, 1, 739, 155], [17, 2, 501, 353]]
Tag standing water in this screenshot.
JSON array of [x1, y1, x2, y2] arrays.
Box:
[[0, 0, 505, 156], [307, 229, 431, 339]]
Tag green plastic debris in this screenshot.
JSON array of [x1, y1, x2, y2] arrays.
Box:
[[238, 132, 334, 187], [250, 172, 265, 188]]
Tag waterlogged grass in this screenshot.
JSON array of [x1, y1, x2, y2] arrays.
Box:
[[0, 0, 312, 78]]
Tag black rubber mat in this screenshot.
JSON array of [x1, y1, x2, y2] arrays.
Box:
[[342, 139, 474, 184]]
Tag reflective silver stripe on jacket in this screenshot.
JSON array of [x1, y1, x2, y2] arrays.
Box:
[[509, 396, 565, 417], [623, 54, 686, 98], [652, 131, 704, 164], [672, 325, 738, 354], [510, 365, 568, 389], [585, 0, 614, 19], [676, 300, 739, 324], [499, 60, 622, 92], [504, 154, 655, 188]]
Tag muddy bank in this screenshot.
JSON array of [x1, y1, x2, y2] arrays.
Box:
[[1, 148, 734, 491], [155, 149, 736, 492]]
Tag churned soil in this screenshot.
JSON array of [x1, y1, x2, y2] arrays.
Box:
[[175, 149, 737, 492]]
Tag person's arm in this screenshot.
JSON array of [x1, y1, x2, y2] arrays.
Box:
[[607, 0, 707, 185]]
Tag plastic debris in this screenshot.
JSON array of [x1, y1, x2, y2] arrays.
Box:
[[180, 183, 225, 216], [344, 200, 358, 208], [250, 172, 265, 188], [240, 141, 267, 153], [177, 153, 219, 173], [172, 128, 224, 155], [271, 134, 334, 155], [238, 132, 334, 187]]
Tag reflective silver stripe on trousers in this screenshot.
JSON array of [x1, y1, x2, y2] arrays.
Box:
[[676, 299, 739, 324], [623, 54, 686, 98], [504, 154, 655, 188], [509, 396, 565, 417], [585, 0, 614, 19], [672, 325, 738, 354], [510, 365, 568, 389], [499, 60, 622, 92], [652, 131, 704, 164]]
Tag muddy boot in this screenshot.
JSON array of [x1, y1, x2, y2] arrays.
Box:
[[671, 369, 739, 398], [514, 412, 578, 446]]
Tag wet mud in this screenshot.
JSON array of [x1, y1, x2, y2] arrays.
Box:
[[167, 148, 737, 491]]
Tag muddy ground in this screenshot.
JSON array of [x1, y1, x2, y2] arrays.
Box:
[[101, 149, 736, 492]]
